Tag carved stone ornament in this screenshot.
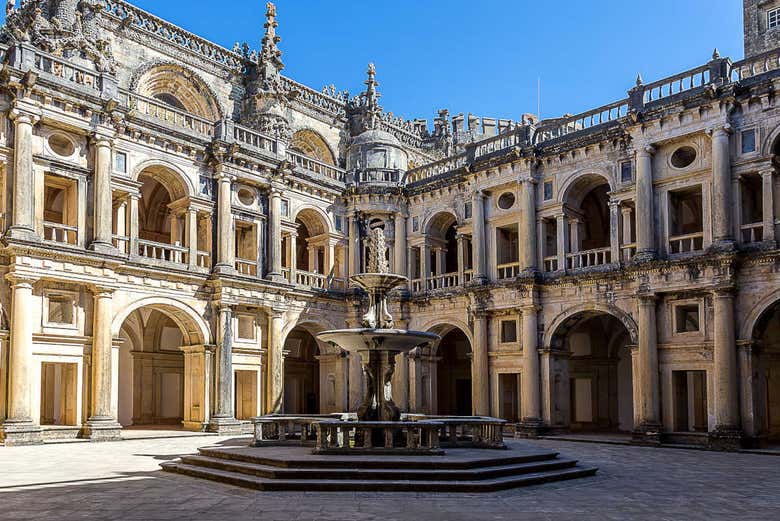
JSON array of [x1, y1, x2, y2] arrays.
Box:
[[2, 0, 117, 73]]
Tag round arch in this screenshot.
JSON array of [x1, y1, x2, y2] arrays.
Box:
[[111, 297, 210, 346], [559, 171, 614, 207], [132, 160, 195, 200], [417, 319, 474, 353], [131, 61, 223, 121], [742, 289, 780, 341], [544, 303, 638, 349], [761, 123, 780, 156], [292, 206, 332, 237], [290, 129, 337, 166], [424, 211, 459, 238]]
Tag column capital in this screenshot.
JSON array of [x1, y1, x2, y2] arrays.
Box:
[[707, 123, 733, 137], [89, 131, 115, 147], [88, 284, 116, 298], [5, 273, 38, 288], [711, 283, 736, 297], [8, 107, 41, 126], [760, 168, 776, 179], [636, 144, 656, 157], [215, 172, 236, 183], [636, 291, 657, 303]]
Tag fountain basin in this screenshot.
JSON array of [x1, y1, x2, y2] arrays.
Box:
[[317, 328, 439, 355]]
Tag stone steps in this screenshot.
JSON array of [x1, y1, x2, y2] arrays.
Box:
[[161, 443, 598, 492]]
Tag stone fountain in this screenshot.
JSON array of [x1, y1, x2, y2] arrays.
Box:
[[317, 228, 439, 422]]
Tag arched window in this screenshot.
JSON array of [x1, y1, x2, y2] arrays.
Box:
[[291, 130, 336, 166]]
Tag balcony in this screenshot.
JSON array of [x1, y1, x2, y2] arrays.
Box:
[[497, 262, 521, 280], [138, 239, 188, 265], [43, 222, 77, 245], [236, 258, 258, 276], [543, 256, 559, 272], [566, 247, 612, 270], [669, 233, 704, 255], [621, 243, 637, 263], [427, 272, 459, 291], [740, 223, 764, 245]]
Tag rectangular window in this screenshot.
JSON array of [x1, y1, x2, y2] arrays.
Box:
[[114, 151, 127, 173], [769, 8, 780, 29], [741, 129, 756, 154], [48, 294, 74, 325], [335, 215, 343, 232], [500, 319, 518, 343], [675, 303, 701, 333], [464, 202, 473, 220], [280, 199, 290, 217], [621, 161, 634, 183], [412, 216, 420, 232], [237, 314, 256, 341], [543, 181, 553, 201]]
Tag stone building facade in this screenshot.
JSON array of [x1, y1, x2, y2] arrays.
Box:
[[0, 0, 779, 449]]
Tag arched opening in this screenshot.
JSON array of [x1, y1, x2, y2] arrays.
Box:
[[427, 212, 460, 276], [283, 326, 321, 414], [550, 312, 634, 432], [563, 175, 612, 269], [135, 64, 221, 120], [434, 327, 472, 416], [291, 129, 336, 166], [117, 308, 189, 429], [752, 300, 780, 442], [283, 208, 338, 287]]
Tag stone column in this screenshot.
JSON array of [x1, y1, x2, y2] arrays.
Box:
[[420, 241, 431, 289], [394, 214, 407, 277], [634, 293, 661, 443], [348, 211, 360, 278], [471, 190, 487, 282], [186, 208, 199, 269], [215, 173, 235, 272], [209, 305, 241, 433], [635, 146, 656, 261], [710, 125, 734, 249], [738, 341, 758, 440], [621, 205, 633, 261], [267, 187, 284, 281], [84, 286, 122, 440], [266, 310, 285, 413], [128, 194, 140, 257], [182, 345, 213, 431], [471, 310, 490, 416], [90, 134, 116, 253], [761, 169, 776, 246], [289, 232, 298, 284], [0, 275, 42, 445], [7, 109, 40, 241], [456, 234, 466, 285], [519, 179, 538, 273], [556, 213, 569, 272], [518, 304, 544, 436], [609, 200, 620, 263], [710, 286, 742, 449]]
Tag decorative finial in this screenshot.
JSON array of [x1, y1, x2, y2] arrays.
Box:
[[363, 63, 382, 130], [368, 228, 390, 274], [635, 73, 643, 87], [712, 48, 720, 60]]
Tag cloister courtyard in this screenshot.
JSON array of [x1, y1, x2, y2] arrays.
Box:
[[0, 434, 778, 520]]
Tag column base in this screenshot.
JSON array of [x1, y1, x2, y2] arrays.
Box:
[[0, 419, 44, 446], [708, 426, 743, 451], [5, 226, 39, 243], [514, 418, 546, 438], [213, 264, 236, 275], [82, 417, 123, 442], [631, 422, 663, 445], [207, 416, 243, 435], [466, 276, 488, 287], [631, 250, 656, 264], [182, 421, 208, 432], [708, 240, 735, 254], [88, 241, 119, 255], [266, 273, 288, 284]]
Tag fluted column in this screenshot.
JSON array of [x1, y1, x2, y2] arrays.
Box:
[[635, 146, 656, 261], [519, 304, 543, 435], [84, 286, 122, 440], [209, 305, 240, 433], [635, 293, 661, 442], [711, 125, 734, 249], [519, 179, 538, 273], [268, 187, 284, 281], [711, 286, 742, 448], [90, 133, 116, 253], [394, 214, 407, 277], [7, 108, 40, 241], [267, 310, 285, 413], [0, 275, 42, 445], [471, 190, 487, 282], [761, 169, 776, 246], [215, 172, 235, 272], [471, 310, 490, 416]]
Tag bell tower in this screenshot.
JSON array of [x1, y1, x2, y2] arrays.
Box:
[[744, 0, 780, 58]]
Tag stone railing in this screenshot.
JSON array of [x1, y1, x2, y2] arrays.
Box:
[[236, 258, 258, 276], [231, 123, 278, 154], [281, 76, 347, 118], [497, 261, 521, 279], [357, 169, 402, 184], [138, 239, 188, 264], [536, 99, 629, 143], [740, 222, 765, 244], [252, 415, 340, 447], [124, 91, 214, 137], [473, 129, 523, 159], [669, 232, 705, 255], [295, 270, 327, 289], [287, 150, 346, 183], [641, 63, 712, 104], [405, 152, 469, 184], [313, 420, 444, 455], [621, 243, 637, 263], [543, 256, 559, 272], [102, 0, 244, 71], [419, 416, 506, 449], [43, 222, 78, 245], [113, 234, 130, 254], [731, 49, 780, 81], [32, 49, 103, 93], [566, 247, 612, 270], [427, 272, 459, 291]]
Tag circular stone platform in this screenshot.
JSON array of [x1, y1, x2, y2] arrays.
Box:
[[161, 439, 598, 492]]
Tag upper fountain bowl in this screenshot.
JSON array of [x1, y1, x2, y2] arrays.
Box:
[[350, 273, 408, 294]]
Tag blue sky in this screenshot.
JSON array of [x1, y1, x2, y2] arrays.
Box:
[[4, 1, 744, 123]]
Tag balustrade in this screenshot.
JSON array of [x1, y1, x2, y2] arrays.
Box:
[[543, 256, 559, 272], [642, 65, 711, 104], [621, 243, 637, 263], [196, 251, 211, 269], [287, 150, 345, 183], [731, 50, 780, 81], [313, 420, 443, 454], [126, 91, 214, 137], [253, 415, 339, 446], [668, 232, 705, 255], [497, 262, 521, 280], [740, 223, 765, 244], [233, 124, 277, 153], [566, 247, 612, 270], [112, 235, 130, 254], [43, 222, 77, 245], [236, 258, 258, 276], [138, 239, 188, 264], [536, 99, 629, 142], [33, 50, 101, 92]]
